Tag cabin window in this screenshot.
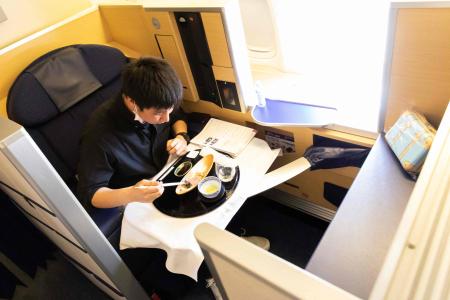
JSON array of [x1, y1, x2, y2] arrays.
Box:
[[239, 0, 390, 133], [239, 0, 277, 60]]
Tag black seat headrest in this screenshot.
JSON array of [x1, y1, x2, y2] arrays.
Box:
[[7, 44, 127, 127]]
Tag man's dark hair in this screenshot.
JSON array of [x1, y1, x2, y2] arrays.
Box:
[[122, 57, 183, 110]]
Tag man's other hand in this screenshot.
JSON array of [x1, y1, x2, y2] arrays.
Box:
[[167, 135, 188, 156], [132, 180, 164, 203]]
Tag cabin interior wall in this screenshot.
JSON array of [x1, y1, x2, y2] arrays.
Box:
[[0, 3, 378, 210], [0, 7, 113, 117], [99, 5, 200, 101], [3, 4, 450, 210], [385, 8, 450, 130], [181, 100, 373, 210], [97, 5, 374, 209], [98, 5, 160, 57], [0, 0, 92, 49]]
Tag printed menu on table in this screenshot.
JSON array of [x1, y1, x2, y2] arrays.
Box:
[[190, 118, 256, 157]]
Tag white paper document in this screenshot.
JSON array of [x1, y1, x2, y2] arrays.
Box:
[[190, 118, 256, 157]]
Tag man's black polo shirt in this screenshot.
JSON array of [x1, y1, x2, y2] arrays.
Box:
[[77, 94, 185, 209]]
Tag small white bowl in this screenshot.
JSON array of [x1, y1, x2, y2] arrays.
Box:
[[198, 176, 222, 198]]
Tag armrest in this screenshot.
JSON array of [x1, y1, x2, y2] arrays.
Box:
[[306, 135, 415, 298], [195, 223, 358, 299]]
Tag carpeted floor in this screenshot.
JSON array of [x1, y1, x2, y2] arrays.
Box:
[[11, 195, 328, 299], [226, 195, 329, 268], [12, 251, 110, 300]]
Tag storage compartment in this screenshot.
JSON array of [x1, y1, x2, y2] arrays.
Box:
[[174, 12, 220, 105], [156, 34, 197, 101], [217, 80, 241, 111]]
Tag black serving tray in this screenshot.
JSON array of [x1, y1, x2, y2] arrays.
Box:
[[153, 151, 240, 218]]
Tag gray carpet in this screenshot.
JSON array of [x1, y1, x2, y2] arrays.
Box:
[[12, 252, 110, 300], [226, 196, 329, 268]]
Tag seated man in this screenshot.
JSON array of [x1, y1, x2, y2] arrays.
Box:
[[77, 57, 189, 209], [77, 57, 198, 298]]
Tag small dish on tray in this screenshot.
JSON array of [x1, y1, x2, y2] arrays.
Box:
[[175, 154, 214, 195], [174, 161, 193, 177], [198, 176, 222, 198]]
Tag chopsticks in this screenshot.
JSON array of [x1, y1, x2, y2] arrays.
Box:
[[159, 166, 175, 181], [134, 181, 184, 189], [161, 181, 185, 187], [156, 155, 183, 181]]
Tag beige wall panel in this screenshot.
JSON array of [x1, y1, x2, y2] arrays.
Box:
[[385, 8, 450, 130], [99, 5, 160, 57], [201, 12, 232, 68], [182, 98, 250, 127], [144, 11, 199, 102], [265, 127, 358, 210], [142, 11, 175, 36], [0, 9, 110, 117], [156, 34, 196, 102], [0, 98, 6, 118], [182, 100, 373, 209], [247, 122, 370, 179], [278, 169, 355, 210], [212, 65, 235, 82], [106, 41, 141, 58], [0, 0, 92, 49], [312, 128, 374, 148]]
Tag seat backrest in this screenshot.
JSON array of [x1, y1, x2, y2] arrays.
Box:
[[7, 44, 128, 189]]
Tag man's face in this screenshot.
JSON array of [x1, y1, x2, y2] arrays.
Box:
[[136, 106, 174, 124]]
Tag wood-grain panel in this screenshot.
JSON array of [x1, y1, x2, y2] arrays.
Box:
[[201, 12, 232, 68], [385, 8, 450, 130], [99, 5, 160, 57], [156, 34, 197, 101]]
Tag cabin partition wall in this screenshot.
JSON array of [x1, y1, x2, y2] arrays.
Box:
[[0, 118, 149, 300]]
